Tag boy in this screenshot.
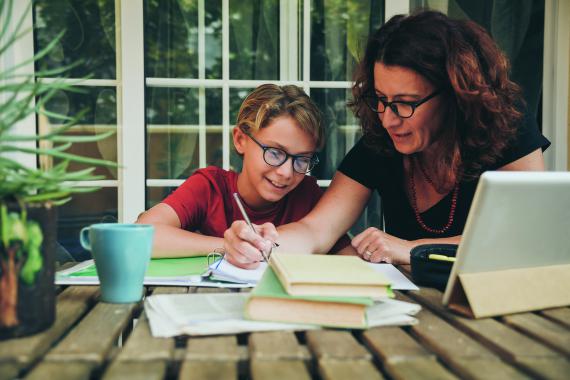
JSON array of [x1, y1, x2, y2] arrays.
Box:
[[137, 84, 351, 257]]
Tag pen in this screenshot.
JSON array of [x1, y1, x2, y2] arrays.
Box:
[[232, 193, 278, 262], [428, 254, 456, 262]]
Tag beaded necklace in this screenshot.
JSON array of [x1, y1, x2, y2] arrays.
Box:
[[409, 156, 459, 234]]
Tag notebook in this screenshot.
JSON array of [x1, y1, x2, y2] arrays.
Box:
[[56, 257, 252, 288], [270, 252, 392, 298], [442, 171, 570, 318]]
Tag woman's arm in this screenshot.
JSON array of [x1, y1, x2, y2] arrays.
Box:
[[223, 172, 372, 268], [498, 148, 545, 171], [136, 203, 222, 258]]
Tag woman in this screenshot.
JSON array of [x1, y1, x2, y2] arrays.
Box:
[[222, 10, 549, 268]]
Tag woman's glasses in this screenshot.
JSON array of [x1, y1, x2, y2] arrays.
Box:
[[242, 129, 319, 174], [364, 89, 441, 118]]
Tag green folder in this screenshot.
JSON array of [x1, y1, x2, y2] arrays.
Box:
[[69, 256, 209, 277], [251, 267, 374, 305]]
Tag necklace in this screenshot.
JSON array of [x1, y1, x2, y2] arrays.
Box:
[[409, 157, 459, 234], [415, 156, 447, 194]]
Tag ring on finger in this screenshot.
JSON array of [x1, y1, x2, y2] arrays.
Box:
[[363, 250, 373, 259]]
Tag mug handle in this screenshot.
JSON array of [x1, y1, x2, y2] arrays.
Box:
[[80, 227, 92, 251]]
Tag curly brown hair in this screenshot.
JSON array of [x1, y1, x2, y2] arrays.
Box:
[[350, 10, 524, 180]]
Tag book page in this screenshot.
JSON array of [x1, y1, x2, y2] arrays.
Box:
[[367, 263, 419, 290], [209, 258, 268, 284]]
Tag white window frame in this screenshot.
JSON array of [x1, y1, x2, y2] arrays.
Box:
[[9, 0, 570, 225], [542, 0, 569, 171]]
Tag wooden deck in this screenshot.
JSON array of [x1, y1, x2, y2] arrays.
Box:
[[1, 269, 569, 380]]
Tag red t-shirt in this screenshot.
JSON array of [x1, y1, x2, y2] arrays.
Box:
[[162, 166, 350, 252]]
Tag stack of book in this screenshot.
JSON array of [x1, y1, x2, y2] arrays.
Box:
[[245, 253, 415, 329]]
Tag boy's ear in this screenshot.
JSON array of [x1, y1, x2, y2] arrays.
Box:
[[233, 126, 247, 154]]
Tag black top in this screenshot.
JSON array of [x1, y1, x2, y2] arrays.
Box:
[[338, 122, 550, 241]]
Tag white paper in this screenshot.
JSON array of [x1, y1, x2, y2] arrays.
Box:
[[144, 293, 420, 338], [208, 258, 267, 284], [145, 293, 316, 337], [367, 263, 419, 291]]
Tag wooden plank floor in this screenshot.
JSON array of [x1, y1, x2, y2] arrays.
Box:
[[0, 284, 568, 380]]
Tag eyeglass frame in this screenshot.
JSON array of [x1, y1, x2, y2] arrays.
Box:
[[363, 89, 442, 118], [240, 128, 319, 174]]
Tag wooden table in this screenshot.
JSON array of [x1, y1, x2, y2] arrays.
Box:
[[1, 270, 570, 380]]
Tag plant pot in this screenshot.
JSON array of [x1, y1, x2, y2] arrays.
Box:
[[0, 202, 56, 339]]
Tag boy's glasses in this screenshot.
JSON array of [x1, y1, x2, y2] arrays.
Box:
[[363, 89, 441, 118], [242, 129, 319, 174]]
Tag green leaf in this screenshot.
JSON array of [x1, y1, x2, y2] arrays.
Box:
[[20, 220, 44, 285]]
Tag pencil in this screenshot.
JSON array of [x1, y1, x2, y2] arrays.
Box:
[[232, 193, 275, 262]]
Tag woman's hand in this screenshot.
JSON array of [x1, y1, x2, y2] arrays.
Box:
[[351, 227, 413, 265], [223, 221, 278, 269]]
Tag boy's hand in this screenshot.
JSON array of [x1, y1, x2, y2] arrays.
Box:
[[223, 221, 278, 269]]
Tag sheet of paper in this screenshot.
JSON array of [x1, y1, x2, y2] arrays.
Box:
[[367, 263, 419, 291], [144, 292, 420, 337], [366, 298, 421, 326], [145, 293, 316, 337], [209, 258, 267, 284]]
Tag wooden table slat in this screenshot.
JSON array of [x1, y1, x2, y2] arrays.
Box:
[[179, 361, 236, 380], [251, 360, 311, 380], [305, 330, 371, 360], [363, 327, 458, 380], [318, 360, 384, 380], [406, 288, 570, 379], [44, 302, 137, 363], [0, 286, 98, 380], [185, 336, 240, 361], [540, 308, 570, 329], [195, 287, 233, 294], [363, 327, 435, 361], [502, 313, 570, 357], [112, 312, 174, 362], [385, 359, 459, 380], [24, 362, 94, 380], [249, 331, 309, 360], [102, 361, 167, 380], [151, 286, 189, 295], [400, 294, 529, 379]]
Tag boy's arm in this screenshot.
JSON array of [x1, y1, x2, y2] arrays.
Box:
[[136, 203, 222, 258], [223, 172, 371, 267]]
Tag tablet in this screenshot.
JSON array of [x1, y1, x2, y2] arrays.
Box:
[[442, 171, 570, 305]]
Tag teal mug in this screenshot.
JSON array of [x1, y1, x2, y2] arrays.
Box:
[[80, 223, 154, 303]]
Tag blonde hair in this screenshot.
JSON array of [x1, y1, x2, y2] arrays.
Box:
[[236, 84, 324, 150]]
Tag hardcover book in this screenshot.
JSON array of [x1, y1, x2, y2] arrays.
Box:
[[270, 253, 391, 298]]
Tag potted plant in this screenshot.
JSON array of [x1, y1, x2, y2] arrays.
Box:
[[0, 0, 117, 338]]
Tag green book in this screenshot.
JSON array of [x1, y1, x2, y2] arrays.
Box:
[[245, 267, 373, 329]]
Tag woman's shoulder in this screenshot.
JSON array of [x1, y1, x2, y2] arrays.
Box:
[[341, 137, 396, 166], [493, 118, 550, 169], [338, 137, 400, 188]]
